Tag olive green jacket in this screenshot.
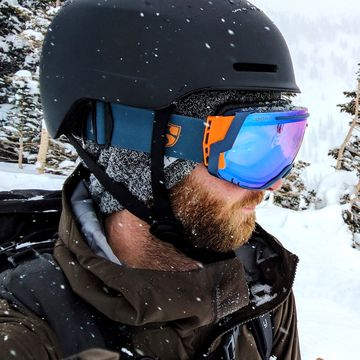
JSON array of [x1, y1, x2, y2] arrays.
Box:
[[0, 172, 300, 360]]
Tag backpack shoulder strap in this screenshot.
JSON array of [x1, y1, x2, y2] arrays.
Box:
[[249, 314, 273, 360], [0, 253, 127, 358], [1, 252, 143, 359], [206, 315, 273, 360]]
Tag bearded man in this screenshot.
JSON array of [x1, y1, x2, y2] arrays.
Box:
[[0, 1, 305, 359]]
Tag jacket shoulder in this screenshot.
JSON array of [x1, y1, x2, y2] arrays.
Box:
[[0, 254, 108, 358], [0, 296, 61, 359], [271, 290, 301, 359]]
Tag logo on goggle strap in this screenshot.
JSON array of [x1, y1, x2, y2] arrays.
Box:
[[166, 123, 181, 147]]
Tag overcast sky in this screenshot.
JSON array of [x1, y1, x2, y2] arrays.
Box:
[[252, 0, 360, 16]]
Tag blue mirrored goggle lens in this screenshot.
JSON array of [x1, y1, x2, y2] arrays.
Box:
[[217, 110, 308, 189]]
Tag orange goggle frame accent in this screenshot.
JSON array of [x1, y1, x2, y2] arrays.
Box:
[[203, 116, 235, 170]]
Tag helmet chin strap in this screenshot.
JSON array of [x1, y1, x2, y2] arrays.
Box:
[[147, 109, 185, 247], [68, 105, 234, 264]]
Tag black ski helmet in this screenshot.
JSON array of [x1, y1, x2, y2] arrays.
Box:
[[40, 0, 299, 138]]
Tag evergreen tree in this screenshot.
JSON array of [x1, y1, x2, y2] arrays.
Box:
[[5, 70, 42, 164], [0, 0, 31, 105], [329, 66, 360, 248], [337, 66, 360, 118], [330, 65, 360, 174], [0, 0, 77, 174], [273, 160, 318, 211]]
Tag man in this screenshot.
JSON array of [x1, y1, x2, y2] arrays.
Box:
[[0, 0, 306, 359]]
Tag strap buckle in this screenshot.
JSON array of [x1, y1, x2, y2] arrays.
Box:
[[222, 326, 240, 360], [0, 241, 16, 253], [149, 218, 183, 245]]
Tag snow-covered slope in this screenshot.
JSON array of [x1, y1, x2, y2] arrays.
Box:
[[0, 162, 65, 191], [258, 200, 360, 360]]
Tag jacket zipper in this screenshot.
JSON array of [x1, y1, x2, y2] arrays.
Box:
[[198, 255, 299, 358]]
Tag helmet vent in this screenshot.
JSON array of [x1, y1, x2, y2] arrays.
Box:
[[233, 63, 278, 73]]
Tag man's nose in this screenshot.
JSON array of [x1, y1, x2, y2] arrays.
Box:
[[267, 179, 283, 191]]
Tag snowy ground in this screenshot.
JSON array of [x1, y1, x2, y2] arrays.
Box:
[[0, 162, 65, 190], [1, 162, 359, 360], [258, 201, 360, 360]]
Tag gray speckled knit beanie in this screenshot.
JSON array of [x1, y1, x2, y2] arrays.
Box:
[[86, 90, 290, 214]]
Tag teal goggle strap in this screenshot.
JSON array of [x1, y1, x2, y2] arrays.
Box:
[[85, 102, 205, 163]]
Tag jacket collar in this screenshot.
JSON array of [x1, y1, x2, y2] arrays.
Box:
[[55, 165, 298, 349], [55, 165, 250, 328]]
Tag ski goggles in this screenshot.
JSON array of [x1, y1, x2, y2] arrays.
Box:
[[85, 102, 309, 190]]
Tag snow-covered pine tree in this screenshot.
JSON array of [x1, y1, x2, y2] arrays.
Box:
[[272, 160, 317, 211], [0, 0, 33, 162], [0, 0, 50, 164], [6, 70, 42, 166], [329, 66, 360, 248], [0, 0, 77, 174]]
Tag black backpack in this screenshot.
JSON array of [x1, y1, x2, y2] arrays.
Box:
[[0, 188, 273, 360], [0, 189, 62, 272]]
